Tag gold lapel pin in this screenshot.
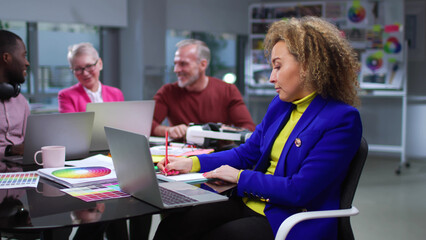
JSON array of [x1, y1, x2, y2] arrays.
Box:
[[294, 138, 302, 147]]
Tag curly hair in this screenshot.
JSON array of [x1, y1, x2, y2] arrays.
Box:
[[264, 16, 360, 106]]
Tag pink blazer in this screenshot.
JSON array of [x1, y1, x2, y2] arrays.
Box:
[[58, 82, 124, 113]]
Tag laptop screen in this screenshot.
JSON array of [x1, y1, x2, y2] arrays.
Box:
[[86, 100, 155, 151], [22, 112, 94, 164]]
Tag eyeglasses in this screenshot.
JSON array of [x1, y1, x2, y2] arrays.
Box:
[[71, 59, 99, 75]]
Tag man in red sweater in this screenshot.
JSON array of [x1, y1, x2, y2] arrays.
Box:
[[152, 39, 255, 139]]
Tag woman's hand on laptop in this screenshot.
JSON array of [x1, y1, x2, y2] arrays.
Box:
[[157, 156, 192, 175]]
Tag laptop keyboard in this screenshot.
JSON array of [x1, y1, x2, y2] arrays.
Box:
[[159, 186, 197, 205]]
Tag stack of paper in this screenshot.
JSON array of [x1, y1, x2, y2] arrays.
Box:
[[150, 146, 214, 163], [67, 154, 115, 168], [156, 172, 207, 184]]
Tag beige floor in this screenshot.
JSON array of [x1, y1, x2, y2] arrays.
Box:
[[149, 155, 426, 240], [352, 155, 426, 239]]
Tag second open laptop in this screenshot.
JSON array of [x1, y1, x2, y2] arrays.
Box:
[[104, 126, 228, 209], [86, 100, 155, 152], [19, 112, 95, 165]]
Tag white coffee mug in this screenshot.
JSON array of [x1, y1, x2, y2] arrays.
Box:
[[34, 146, 66, 168]]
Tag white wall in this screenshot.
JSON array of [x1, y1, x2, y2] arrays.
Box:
[[406, 0, 426, 158], [0, 0, 127, 27], [407, 104, 426, 158], [119, 0, 166, 100], [166, 0, 257, 35], [119, 0, 146, 100]]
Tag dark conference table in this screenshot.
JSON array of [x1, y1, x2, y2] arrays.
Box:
[[0, 159, 160, 238]]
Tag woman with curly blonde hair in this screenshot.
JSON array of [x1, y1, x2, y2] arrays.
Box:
[[263, 16, 360, 107], [154, 16, 362, 240]]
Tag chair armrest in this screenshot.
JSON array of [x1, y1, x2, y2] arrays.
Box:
[[274, 206, 359, 240]]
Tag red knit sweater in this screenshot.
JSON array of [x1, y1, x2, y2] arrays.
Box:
[[152, 77, 255, 135]]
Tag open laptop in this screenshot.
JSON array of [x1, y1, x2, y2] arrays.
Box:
[[86, 100, 155, 151], [104, 126, 228, 209], [16, 112, 94, 165]]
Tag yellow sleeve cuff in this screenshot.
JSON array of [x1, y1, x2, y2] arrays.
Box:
[[237, 170, 244, 183], [189, 156, 201, 172]]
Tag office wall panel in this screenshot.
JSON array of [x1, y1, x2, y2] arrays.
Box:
[[0, 0, 127, 27], [166, 0, 257, 34]]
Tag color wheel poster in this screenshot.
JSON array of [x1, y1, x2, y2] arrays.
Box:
[[360, 50, 388, 88], [383, 31, 403, 61], [346, 1, 369, 28]]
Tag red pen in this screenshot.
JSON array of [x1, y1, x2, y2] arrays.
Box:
[[165, 130, 169, 176], [163, 131, 179, 176]]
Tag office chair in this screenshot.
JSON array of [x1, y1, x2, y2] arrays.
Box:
[[275, 137, 368, 240]]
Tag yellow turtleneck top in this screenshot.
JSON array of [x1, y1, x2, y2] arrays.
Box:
[[191, 92, 317, 216], [244, 92, 317, 215]]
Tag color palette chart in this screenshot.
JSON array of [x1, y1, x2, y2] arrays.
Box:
[[61, 182, 130, 202], [0, 171, 39, 189]]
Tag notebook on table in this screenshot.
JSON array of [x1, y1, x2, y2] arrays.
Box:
[[11, 112, 95, 165], [86, 100, 155, 152], [104, 127, 228, 209]]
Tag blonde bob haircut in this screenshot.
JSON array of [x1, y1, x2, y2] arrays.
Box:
[[264, 16, 360, 107]]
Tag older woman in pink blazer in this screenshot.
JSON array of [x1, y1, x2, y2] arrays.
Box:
[[58, 42, 124, 113]]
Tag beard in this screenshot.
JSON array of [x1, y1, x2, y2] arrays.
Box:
[[177, 71, 200, 88], [6, 68, 25, 85]]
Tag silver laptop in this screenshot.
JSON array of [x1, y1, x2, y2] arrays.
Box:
[[19, 112, 95, 165], [104, 127, 228, 209], [86, 100, 155, 151]]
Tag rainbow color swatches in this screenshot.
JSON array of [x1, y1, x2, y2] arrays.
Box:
[[52, 167, 111, 179], [62, 182, 130, 202], [0, 172, 39, 188]]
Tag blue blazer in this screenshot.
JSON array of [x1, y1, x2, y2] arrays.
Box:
[[198, 95, 362, 239]]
